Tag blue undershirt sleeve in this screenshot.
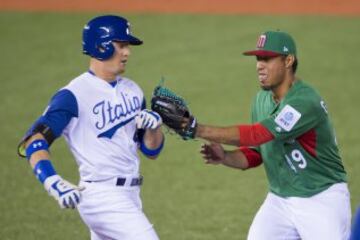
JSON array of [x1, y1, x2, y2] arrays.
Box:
[[27, 89, 78, 139]]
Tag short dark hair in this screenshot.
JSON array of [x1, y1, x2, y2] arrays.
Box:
[[292, 57, 298, 73]]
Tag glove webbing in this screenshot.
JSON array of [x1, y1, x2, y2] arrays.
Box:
[[153, 85, 187, 107]]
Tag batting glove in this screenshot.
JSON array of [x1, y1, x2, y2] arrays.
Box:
[[135, 109, 162, 130], [43, 175, 83, 209]]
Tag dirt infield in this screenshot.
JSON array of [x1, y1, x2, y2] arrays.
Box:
[[0, 0, 359, 16]]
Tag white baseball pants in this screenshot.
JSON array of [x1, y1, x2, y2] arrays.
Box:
[[247, 183, 351, 240], [77, 177, 159, 240]]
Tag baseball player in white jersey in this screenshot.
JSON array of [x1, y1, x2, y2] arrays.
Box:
[[18, 15, 163, 240]]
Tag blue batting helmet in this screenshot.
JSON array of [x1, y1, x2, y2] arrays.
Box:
[[82, 15, 143, 60]]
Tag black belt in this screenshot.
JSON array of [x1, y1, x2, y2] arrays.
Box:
[[116, 176, 143, 186], [85, 176, 143, 186]]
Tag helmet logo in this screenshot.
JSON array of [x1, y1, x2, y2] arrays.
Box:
[[257, 34, 267, 48], [99, 26, 111, 38], [126, 22, 132, 35]]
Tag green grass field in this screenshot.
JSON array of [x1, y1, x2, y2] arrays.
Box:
[[1, 12, 359, 239]]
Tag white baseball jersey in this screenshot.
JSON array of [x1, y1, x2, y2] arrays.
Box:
[[32, 71, 145, 181], [63, 72, 144, 181]]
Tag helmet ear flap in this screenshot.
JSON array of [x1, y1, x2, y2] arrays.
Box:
[[94, 40, 115, 60]]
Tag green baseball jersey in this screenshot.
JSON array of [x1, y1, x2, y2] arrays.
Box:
[[251, 80, 347, 197]]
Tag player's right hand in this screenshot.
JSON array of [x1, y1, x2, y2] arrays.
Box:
[[200, 142, 225, 165], [43, 175, 84, 209], [135, 109, 162, 130]]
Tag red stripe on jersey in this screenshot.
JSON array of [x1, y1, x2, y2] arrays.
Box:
[[238, 123, 274, 146], [239, 147, 263, 168], [297, 128, 317, 157]]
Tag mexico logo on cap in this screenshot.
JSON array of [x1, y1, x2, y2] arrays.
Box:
[[257, 34, 267, 48]]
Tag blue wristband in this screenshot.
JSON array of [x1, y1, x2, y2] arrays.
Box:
[[140, 137, 165, 157], [33, 160, 57, 184], [26, 139, 49, 160]]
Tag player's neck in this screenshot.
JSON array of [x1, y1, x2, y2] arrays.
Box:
[[272, 74, 296, 103], [89, 61, 118, 82]]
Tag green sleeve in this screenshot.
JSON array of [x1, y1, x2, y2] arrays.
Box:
[[260, 90, 327, 141]]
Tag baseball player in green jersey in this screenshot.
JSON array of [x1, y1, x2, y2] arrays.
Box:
[[195, 31, 351, 239]]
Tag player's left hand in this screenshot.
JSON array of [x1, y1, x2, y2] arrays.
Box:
[[200, 142, 225, 165], [135, 109, 162, 130]]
